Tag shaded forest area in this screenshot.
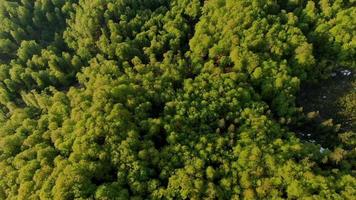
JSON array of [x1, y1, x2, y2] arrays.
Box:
[[298, 70, 355, 132], [0, 0, 355, 199], [296, 69, 355, 148]]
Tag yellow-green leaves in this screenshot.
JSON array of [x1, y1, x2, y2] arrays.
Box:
[[0, 0, 355, 199]]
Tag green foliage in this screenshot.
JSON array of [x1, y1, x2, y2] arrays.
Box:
[[0, 0, 355, 199]]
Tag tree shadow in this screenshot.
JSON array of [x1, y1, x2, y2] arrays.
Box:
[[294, 70, 355, 147]]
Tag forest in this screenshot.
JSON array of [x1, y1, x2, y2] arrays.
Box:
[[0, 0, 355, 199]]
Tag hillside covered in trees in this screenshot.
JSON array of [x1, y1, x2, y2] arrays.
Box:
[[0, 0, 355, 199]]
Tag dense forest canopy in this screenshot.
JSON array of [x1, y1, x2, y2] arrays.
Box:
[[0, 0, 355, 199]]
